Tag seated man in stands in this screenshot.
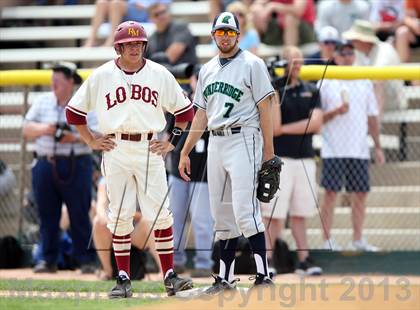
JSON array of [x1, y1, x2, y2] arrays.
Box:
[[251, 0, 316, 46], [343, 19, 402, 113], [395, 0, 420, 63], [93, 177, 161, 280], [315, 0, 370, 36], [84, 0, 172, 47], [144, 2, 197, 66], [369, 0, 405, 43]]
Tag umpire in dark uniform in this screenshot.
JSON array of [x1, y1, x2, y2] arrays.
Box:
[[23, 62, 96, 273], [262, 46, 323, 276]]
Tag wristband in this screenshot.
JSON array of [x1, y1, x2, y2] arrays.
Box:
[[169, 126, 183, 147]]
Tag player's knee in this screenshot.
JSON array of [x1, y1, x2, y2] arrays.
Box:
[[236, 218, 256, 236], [154, 215, 174, 231], [93, 214, 108, 228], [107, 219, 134, 236]]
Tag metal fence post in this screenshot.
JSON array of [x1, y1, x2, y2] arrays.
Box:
[[18, 86, 29, 240]]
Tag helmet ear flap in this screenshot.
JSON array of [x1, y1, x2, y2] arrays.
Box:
[[114, 43, 123, 55]]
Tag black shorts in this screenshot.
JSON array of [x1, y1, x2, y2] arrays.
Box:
[[410, 34, 420, 48], [321, 158, 370, 193]]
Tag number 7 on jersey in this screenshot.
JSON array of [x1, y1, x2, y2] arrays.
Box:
[[223, 102, 234, 118]]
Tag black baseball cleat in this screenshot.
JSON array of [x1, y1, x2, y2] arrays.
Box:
[[164, 271, 193, 296], [108, 275, 133, 299], [250, 272, 275, 288], [204, 274, 239, 295], [295, 257, 323, 276]]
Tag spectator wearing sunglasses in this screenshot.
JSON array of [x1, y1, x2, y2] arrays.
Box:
[[145, 2, 197, 66], [306, 26, 340, 65], [318, 40, 385, 252]]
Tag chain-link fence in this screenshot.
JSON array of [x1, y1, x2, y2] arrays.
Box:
[[0, 68, 419, 253]]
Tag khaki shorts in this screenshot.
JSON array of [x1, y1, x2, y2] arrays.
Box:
[[261, 17, 316, 46], [261, 157, 317, 219]]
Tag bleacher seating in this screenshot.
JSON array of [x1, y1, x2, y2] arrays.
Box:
[[0, 2, 209, 21], [0, 1, 319, 67], [0, 23, 213, 42], [0, 44, 319, 65]]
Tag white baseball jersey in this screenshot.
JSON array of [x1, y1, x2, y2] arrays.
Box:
[[67, 59, 192, 134], [193, 50, 274, 130]]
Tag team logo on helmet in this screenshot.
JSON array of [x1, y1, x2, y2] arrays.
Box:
[[128, 27, 140, 37], [222, 15, 231, 24]]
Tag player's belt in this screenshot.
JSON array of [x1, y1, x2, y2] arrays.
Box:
[[211, 127, 242, 136], [109, 133, 153, 142]]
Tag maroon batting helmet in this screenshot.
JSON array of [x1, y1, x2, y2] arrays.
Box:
[[114, 21, 148, 47]]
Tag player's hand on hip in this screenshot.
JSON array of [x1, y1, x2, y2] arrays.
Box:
[[178, 154, 191, 182], [149, 139, 174, 156], [88, 134, 116, 151]]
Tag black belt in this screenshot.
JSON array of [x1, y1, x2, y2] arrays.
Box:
[[211, 127, 241, 136], [109, 133, 153, 142], [37, 154, 90, 161]]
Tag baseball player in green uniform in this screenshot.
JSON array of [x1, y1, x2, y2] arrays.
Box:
[[179, 12, 276, 294]]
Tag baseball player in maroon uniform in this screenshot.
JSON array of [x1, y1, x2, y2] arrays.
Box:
[[66, 21, 194, 298]]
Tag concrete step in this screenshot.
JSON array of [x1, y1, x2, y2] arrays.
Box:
[[382, 122, 420, 138], [369, 162, 420, 186], [304, 207, 420, 229], [409, 98, 420, 109], [281, 228, 420, 251], [317, 187, 420, 208]]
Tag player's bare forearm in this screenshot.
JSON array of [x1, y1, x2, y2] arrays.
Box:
[[178, 109, 207, 182], [74, 124, 95, 145], [258, 96, 275, 161], [75, 124, 115, 151], [149, 121, 189, 156], [180, 108, 208, 156], [272, 95, 282, 137]]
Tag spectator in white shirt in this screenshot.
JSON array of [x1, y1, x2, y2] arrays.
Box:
[[318, 41, 385, 252]]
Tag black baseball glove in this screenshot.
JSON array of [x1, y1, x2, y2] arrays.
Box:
[[257, 156, 283, 203]]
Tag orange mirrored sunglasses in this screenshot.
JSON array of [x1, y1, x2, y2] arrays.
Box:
[[214, 29, 237, 37]]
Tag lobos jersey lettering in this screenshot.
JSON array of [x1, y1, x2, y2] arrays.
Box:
[[67, 59, 191, 134], [105, 84, 159, 110]]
